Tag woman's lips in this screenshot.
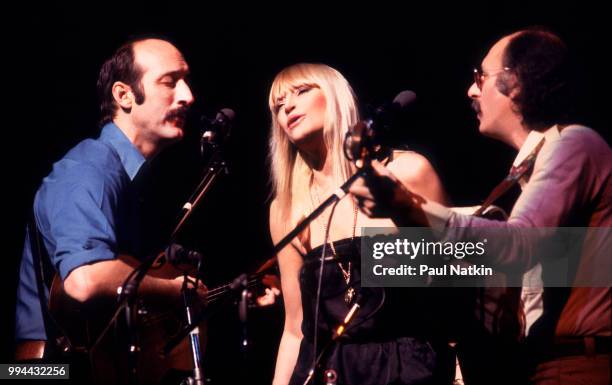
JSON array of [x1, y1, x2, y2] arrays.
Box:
[[288, 115, 305, 130]]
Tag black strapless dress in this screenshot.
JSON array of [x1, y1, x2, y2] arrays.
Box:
[[289, 237, 454, 385]]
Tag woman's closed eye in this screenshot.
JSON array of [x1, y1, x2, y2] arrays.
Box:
[[274, 101, 285, 113], [296, 86, 311, 95]]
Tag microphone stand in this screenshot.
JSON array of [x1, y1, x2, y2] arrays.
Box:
[[238, 276, 250, 356], [162, 146, 228, 385], [163, 164, 373, 360], [302, 289, 386, 385], [181, 273, 205, 385], [302, 313, 357, 385], [172, 144, 228, 239], [272, 167, 368, 255], [93, 139, 229, 385], [162, 274, 248, 357]]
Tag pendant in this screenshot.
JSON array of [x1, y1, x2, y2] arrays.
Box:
[[344, 286, 355, 305]]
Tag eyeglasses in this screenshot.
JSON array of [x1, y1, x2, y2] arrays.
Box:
[[473, 67, 511, 90]]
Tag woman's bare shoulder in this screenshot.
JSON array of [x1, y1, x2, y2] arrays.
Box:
[[387, 150, 436, 183]]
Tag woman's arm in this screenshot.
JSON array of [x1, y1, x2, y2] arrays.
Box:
[[270, 200, 305, 385]]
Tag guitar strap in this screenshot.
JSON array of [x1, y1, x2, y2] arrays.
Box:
[[473, 137, 545, 217]]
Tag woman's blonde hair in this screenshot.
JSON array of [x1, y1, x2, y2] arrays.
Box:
[[268, 63, 360, 221]]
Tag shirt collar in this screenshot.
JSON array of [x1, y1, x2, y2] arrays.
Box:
[[512, 124, 561, 168], [512, 125, 560, 188], [99, 123, 146, 181]]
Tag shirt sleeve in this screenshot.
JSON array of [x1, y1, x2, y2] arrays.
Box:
[[38, 166, 119, 280], [437, 131, 601, 272]]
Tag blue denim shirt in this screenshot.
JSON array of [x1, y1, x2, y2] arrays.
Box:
[[15, 123, 146, 340]]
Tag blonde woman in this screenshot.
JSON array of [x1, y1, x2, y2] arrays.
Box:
[[268, 63, 451, 385]]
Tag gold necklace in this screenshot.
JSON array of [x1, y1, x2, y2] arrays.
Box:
[[311, 182, 358, 305]]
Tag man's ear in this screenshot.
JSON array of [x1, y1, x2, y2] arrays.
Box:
[[497, 72, 520, 98], [112, 81, 134, 110], [508, 78, 520, 99]]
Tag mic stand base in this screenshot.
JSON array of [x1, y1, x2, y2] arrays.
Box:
[[182, 275, 205, 385]]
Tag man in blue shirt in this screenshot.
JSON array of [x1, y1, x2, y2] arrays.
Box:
[[15, 36, 198, 359]]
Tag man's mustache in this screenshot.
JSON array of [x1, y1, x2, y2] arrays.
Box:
[[471, 100, 481, 114], [165, 107, 189, 122]]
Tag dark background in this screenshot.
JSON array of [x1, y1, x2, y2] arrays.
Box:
[[5, 2, 609, 384]]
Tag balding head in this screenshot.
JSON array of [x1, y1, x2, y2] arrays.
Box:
[[97, 36, 184, 126], [496, 28, 574, 130]]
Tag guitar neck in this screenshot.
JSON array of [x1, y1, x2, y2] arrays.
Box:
[[206, 272, 267, 305]]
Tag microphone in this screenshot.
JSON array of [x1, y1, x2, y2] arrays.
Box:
[[165, 243, 203, 266], [377, 90, 417, 114], [344, 90, 417, 161], [367, 90, 416, 127], [200, 108, 235, 154]]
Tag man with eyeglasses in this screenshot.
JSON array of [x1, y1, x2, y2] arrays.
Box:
[[350, 27, 611, 385]]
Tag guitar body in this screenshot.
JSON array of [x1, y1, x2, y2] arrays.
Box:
[[447, 204, 527, 385], [48, 263, 207, 385]]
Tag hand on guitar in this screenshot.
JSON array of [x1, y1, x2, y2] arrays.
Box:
[[255, 274, 281, 307], [172, 274, 208, 304], [349, 160, 429, 227]]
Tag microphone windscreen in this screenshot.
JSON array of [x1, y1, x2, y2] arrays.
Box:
[[392, 90, 417, 108], [219, 108, 236, 122]]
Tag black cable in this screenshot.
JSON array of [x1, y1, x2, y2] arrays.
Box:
[[311, 198, 341, 371]]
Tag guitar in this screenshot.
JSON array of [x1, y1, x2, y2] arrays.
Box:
[[448, 205, 524, 385], [48, 256, 273, 384]]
